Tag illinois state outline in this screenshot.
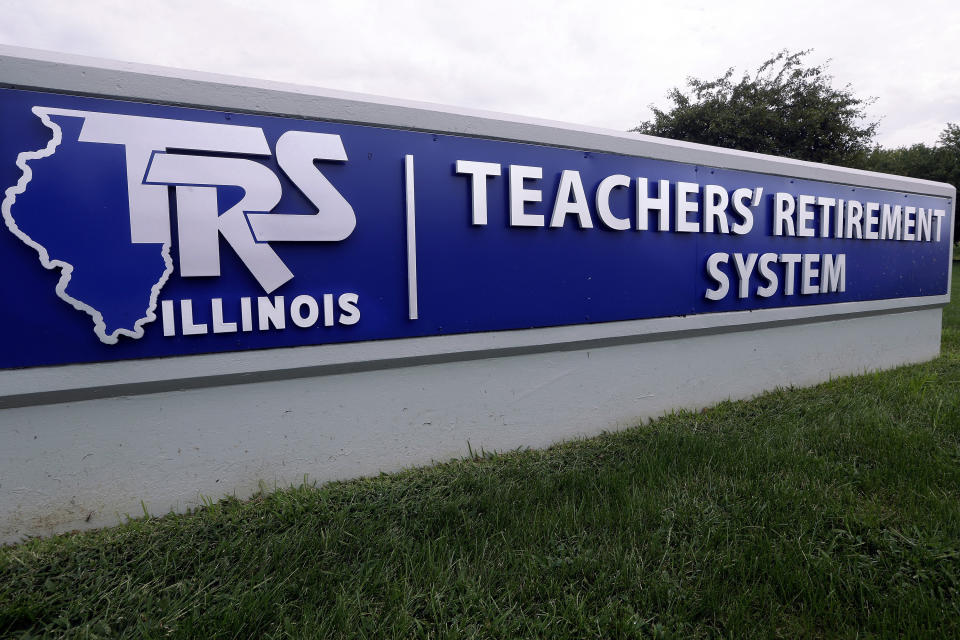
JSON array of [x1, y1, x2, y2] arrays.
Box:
[[2, 107, 172, 344]]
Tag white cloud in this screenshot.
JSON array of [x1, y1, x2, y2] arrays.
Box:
[[1, 0, 957, 147]]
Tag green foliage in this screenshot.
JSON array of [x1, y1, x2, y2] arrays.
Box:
[[863, 125, 960, 185], [865, 142, 947, 178], [633, 50, 879, 166], [635, 50, 957, 237], [939, 122, 960, 150], [2, 266, 960, 638], [861, 124, 960, 237]]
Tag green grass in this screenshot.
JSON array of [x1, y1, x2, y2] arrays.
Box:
[[3, 268, 960, 639]]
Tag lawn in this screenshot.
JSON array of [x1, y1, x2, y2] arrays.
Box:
[[2, 266, 959, 639]]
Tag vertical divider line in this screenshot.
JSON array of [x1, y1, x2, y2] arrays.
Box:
[[405, 154, 418, 320]]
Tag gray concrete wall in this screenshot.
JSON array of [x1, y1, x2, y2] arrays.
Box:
[[1, 308, 943, 544]]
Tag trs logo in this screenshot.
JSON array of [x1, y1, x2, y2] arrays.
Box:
[[41, 107, 356, 294], [2, 105, 359, 345]]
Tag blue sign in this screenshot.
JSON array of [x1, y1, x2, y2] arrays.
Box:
[[0, 88, 952, 369]]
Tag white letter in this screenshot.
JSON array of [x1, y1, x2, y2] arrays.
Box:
[[675, 182, 700, 232], [161, 299, 176, 337], [258, 296, 286, 330], [705, 253, 730, 301], [797, 195, 816, 237], [59, 107, 271, 245], [903, 206, 916, 241], [338, 293, 360, 325], [703, 185, 729, 234], [636, 178, 670, 231], [250, 130, 356, 242], [212, 297, 237, 333], [244, 131, 357, 242], [820, 254, 846, 293], [846, 201, 864, 239], [774, 193, 796, 236], [240, 297, 253, 332], [933, 209, 946, 241], [756, 253, 779, 297], [816, 197, 835, 238], [180, 299, 208, 335], [596, 174, 631, 231], [834, 198, 845, 238], [917, 208, 932, 242], [864, 201, 880, 240], [455, 160, 501, 226], [881, 204, 903, 240], [550, 170, 593, 228], [290, 294, 320, 328], [732, 253, 758, 299], [780, 253, 802, 295], [509, 165, 544, 227], [323, 293, 335, 327], [146, 155, 292, 293], [730, 188, 755, 235], [801, 254, 820, 295]]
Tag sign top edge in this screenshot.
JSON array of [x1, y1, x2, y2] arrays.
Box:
[[0, 44, 955, 199]]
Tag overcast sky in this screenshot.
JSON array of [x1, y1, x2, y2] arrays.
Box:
[[1, 0, 957, 148]]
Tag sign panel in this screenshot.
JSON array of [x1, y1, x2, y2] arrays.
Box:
[[0, 88, 952, 369]]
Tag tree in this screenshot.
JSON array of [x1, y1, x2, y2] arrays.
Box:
[[936, 123, 960, 198], [633, 50, 879, 167], [863, 124, 960, 239], [864, 143, 946, 179], [864, 122, 960, 192]]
